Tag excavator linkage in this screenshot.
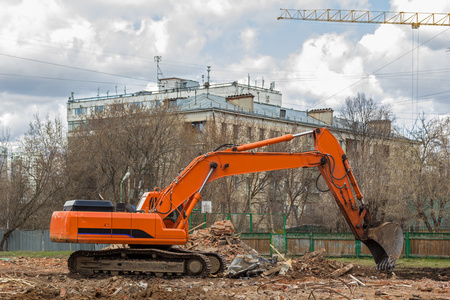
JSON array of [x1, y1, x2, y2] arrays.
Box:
[[363, 222, 404, 271]]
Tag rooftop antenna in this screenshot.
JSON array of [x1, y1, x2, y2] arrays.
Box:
[[206, 66, 211, 96], [154, 56, 164, 90]]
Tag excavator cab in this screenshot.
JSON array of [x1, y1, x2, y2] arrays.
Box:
[[363, 222, 404, 271]]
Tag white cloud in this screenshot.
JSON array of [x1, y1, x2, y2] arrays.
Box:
[[280, 33, 382, 108], [240, 28, 257, 51], [147, 19, 170, 54], [391, 0, 450, 12], [359, 25, 407, 57]]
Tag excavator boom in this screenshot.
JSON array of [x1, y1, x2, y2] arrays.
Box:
[[50, 127, 403, 275]]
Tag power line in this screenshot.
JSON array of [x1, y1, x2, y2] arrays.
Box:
[[0, 52, 153, 82], [0, 72, 148, 87]]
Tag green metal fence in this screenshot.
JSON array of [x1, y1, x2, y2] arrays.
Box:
[[239, 232, 450, 258], [189, 212, 450, 258]]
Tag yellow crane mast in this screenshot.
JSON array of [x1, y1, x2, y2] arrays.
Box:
[[278, 9, 450, 28]]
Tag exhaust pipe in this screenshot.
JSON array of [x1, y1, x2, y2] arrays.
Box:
[[362, 222, 404, 271]]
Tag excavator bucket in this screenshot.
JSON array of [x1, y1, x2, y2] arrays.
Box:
[[362, 222, 404, 271]]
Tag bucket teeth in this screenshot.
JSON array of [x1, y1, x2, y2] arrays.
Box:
[[376, 257, 394, 272]]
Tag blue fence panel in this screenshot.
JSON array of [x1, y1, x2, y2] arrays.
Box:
[[0, 229, 108, 252]]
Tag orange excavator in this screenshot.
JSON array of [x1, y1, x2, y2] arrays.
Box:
[[50, 127, 403, 276]]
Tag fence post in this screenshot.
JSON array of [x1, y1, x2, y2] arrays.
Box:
[[270, 233, 273, 256], [405, 232, 410, 258], [203, 213, 207, 228], [284, 232, 288, 255], [42, 230, 45, 251], [309, 232, 314, 252], [249, 213, 253, 233], [227, 213, 230, 221], [355, 240, 361, 258]]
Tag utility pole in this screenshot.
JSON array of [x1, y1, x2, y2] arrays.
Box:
[[154, 56, 164, 90]]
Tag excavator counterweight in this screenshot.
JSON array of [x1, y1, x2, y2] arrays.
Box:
[[50, 127, 403, 275]]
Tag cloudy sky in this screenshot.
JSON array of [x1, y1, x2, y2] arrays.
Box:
[[1, 0, 449, 140]]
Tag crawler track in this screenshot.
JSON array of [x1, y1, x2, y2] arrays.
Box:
[[68, 248, 211, 277], [172, 248, 227, 276]]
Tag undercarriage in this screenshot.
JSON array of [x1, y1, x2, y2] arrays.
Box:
[[68, 247, 226, 277]]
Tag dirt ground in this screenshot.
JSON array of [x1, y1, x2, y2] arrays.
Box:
[[0, 256, 448, 300]]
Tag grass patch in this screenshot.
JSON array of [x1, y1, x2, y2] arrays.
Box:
[[330, 257, 450, 269], [0, 251, 71, 259]]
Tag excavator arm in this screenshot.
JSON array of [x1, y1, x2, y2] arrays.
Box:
[[150, 129, 368, 237], [137, 128, 403, 270]]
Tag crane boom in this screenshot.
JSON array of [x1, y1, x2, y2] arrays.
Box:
[[278, 9, 450, 28]]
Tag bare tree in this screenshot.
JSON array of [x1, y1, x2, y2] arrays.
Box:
[[338, 93, 398, 221], [198, 115, 248, 213], [0, 127, 9, 176], [0, 115, 66, 250], [66, 104, 189, 205], [406, 115, 450, 232]]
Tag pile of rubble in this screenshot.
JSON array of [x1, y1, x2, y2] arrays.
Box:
[[185, 220, 367, 280], [182, 220, 250, 263]]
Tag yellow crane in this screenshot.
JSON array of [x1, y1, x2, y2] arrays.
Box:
[[278, 9, 450, 28]]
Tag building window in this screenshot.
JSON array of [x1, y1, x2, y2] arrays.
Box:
[[129, 102, 143, 110], [233, 124, 239, 140], [191, 121, 204, 133], [112, 103, 123, 112], [68, 121, 75, 132], [270, 130, 279, 138], [68, 120, 88, 132], [221, 123, 227, 136], [346, 139, 358, 153], [280, 109, 286, 118], [247, 127, 253, 140], [94, 106, 103, 113], [74, 107, 87, 115], [259, 128, 265, 140], [168, 99, 177, 108]]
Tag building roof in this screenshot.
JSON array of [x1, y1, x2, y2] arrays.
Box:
[[172, 93, 329, 126]]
